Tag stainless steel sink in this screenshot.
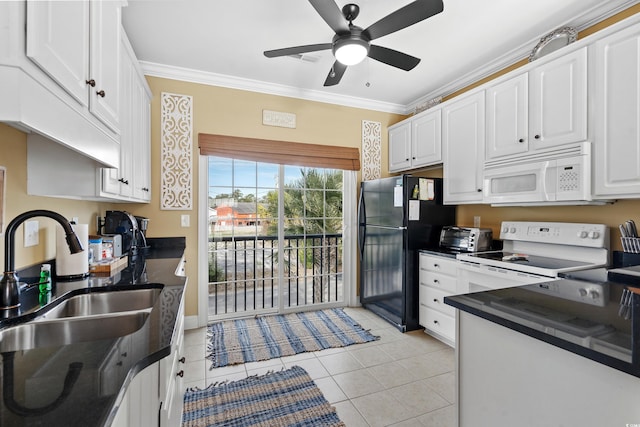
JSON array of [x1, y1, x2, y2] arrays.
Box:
[[0, 312, 149, 352], [35, 288, 161, 320]]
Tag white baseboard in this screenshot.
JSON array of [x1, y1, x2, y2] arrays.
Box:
[[184, 315, 200, 330]]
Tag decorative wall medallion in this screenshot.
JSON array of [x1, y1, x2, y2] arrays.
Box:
[[362, 120, 381, 180], [161, 92, 193, 210]]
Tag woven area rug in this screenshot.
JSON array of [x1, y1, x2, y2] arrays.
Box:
[[182, 366, 345, 427], [207, 308, 378, 368]]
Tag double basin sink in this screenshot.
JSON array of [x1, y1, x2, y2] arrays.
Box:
[[0, 286, 163, 352]]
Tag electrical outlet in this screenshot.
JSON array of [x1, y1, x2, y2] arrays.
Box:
[[71, 216, 79, 224], [474, 216, 481, 228], [181, 214, 190, 227], [24, 220, 39, 247]]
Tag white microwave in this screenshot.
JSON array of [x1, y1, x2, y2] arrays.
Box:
[[483, 142, 605, 206]]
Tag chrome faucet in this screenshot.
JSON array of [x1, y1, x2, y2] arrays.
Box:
[[0, 210, 84, 309]]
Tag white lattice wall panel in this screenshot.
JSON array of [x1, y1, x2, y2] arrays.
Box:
[[362, 120, 381, 180], [161, 92, 193, 210]]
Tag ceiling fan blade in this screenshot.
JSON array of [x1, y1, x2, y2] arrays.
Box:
[[324, 61, 347, 86], [264, 43, 332, 58], [363, 0, 444, 41], [368, 45, 420, 71], [308, 0, 350, 34]]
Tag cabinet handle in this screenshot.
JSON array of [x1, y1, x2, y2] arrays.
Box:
[[433, 264, 439, 268], [177, 370, 184, 377], [96, 90, 106, 98], [534, 134, 540, 139], [142, 187, 149, 192], [118, 178, 129, 185], [121, 352, 127, 357], [433, 298, 439, 303], [433, 320, 439, 325], [433, 279, 439, 284], [179, 357, 186, 364], [477, 189, 482, 192], [405, 158, 409, 161], [85, 79, 96, 87], [116, 361, 123, 366], [518, 138, 524, 143]]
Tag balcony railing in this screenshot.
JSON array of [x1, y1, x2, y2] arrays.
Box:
[[208, 233, 343, 316]]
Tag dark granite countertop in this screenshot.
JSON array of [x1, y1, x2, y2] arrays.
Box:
[[0, 237, 187, 426], [445, 267, 640, 378]]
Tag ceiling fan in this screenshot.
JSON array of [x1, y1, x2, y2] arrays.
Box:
[[263, 0, 444, 86]]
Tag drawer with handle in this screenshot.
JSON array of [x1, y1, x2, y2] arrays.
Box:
[[419, 270, 457, 293], [419, 304, 455, 342], [420, 285, 456, 317], [420, 254, 458, 276]]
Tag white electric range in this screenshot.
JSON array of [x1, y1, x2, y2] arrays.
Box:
[[456, 221, 610, 298]]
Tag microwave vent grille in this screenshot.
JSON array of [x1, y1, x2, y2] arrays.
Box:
[[485, 142, 590, 169]]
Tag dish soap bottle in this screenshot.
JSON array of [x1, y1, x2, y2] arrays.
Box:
[[39, 263, 51, 294]]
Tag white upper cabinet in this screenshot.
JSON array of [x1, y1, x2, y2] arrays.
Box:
[[529, 47, 588, 151], [592, 22, 640, 198], [443, 90, 485, 204], [486, 73, 529, 159], [388, 121, 412, 172], [412, 109, 442, 167], [101, 32, 151, 202], [486, 48, 587, 160], [388, 108, 442, 173], [26, 0, 121, 133]]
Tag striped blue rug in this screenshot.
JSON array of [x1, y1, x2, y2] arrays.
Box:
[[182, 366, 345, 427], [207, 308, 378, 368]]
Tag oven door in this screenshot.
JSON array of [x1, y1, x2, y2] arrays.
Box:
[[457, 261, 552, 293]]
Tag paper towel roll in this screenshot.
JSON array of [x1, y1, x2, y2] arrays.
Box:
[[56, 223, 89, 279]]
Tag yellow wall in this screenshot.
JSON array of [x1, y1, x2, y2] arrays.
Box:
[[0, 124, 107, 269], [117, 78, 404, 316]]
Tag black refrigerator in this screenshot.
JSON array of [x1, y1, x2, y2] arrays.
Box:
[[358, 175, 456, 332]]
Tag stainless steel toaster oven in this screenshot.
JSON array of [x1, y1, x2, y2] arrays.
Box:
[[439, 226, 493, 252]]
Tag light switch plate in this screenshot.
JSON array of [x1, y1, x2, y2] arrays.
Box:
[[24, 220, 39, 247], [181, 214, 190, 227]]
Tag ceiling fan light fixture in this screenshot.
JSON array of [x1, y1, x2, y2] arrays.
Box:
[[333, 37, 369, 66]]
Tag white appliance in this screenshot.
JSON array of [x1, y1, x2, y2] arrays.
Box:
[[483, 142, 609, 206], [457, 221, 610, 299]]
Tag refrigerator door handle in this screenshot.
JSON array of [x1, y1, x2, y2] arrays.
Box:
[[358, 187, 366, 255]]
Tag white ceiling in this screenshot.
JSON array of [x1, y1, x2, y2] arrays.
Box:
[[121, 0, 638, 113]]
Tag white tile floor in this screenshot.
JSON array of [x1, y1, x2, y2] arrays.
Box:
[[182, 307, 456, 427]]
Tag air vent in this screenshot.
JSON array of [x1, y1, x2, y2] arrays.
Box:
[[287, 54, 320, 63]]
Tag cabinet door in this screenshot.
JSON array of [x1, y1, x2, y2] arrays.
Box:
[[593, 24, 640, 197], [388, 121, 412, 172], [26, 0, 90, 107], [412, 109, 442, 167], [132, 87, 151, 201], [89, 0, 121, 133], [443, 91, 485, 204], [529, 47, 587, 150], [486, 73, 528, 159]]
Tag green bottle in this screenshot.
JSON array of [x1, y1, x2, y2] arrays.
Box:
[[39, 263, 51, 294]]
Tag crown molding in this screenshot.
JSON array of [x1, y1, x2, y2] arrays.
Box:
[[139, 61, 407, 114], [406, 0, 640, 112], [141, 0, 638, 117]]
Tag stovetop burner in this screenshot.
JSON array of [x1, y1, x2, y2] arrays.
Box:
[[467, 251, 594, 271]]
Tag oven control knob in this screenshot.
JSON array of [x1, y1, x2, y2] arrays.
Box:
[[589, 231, 600, 239], [509, 227, 516, 234], [578, 231, 588, 238], [589, 289, 600, 299], [502, 227, 509, 233], [578, 288, 588, 297]]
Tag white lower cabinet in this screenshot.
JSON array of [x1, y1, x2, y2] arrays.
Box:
[[112, 292, 185, 427], [418, 253, 459, 346]]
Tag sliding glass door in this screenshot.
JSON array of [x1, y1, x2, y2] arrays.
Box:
[[207, 157, 347, 320]]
